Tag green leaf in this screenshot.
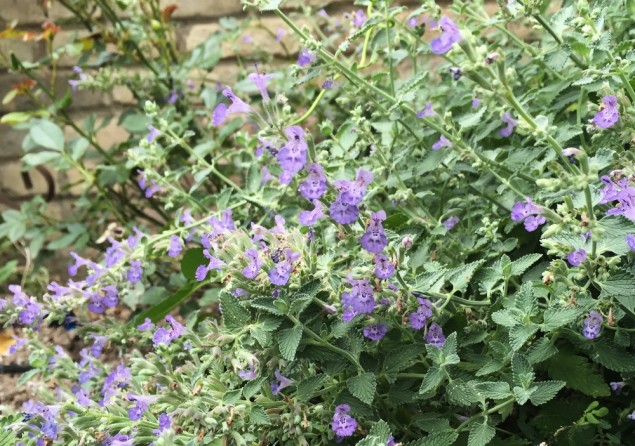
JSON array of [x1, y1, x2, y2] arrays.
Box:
[[22, 151, 60, 167], [243, 377, 266, 399], [509, 254, 542, 276], [473, 382, 512, 400], [383, 344, 427, 382], [278, 325, 303, 361], [446, 260, 484, 293], [526, 337, 558, 364], [546, 353, 610, 397], [128, 283, 202, 327], [29, 119, 64, 151], [250, 297, 285, 315], [529, 381, 566, 406], [458, 106, 487, 129], [258, 0, 281, 11], [597, 217, 635, 255], [249, 405, 271, 425], [540, 307, 582, 331], [509, 324, 539, 351], [223, 389, 242, 404], [468, 422, 495, 446], [419, 366, 444, 394], [0, 260, 17, 283], [180, 248, 206, 281], [512, 354, 535, 388], [297, 374, 328, 402], [47, 230, 82, 250], [368, 420, 392, 441], [599, 271, 635, 313], [347, 372, 377, 405], [491, 309, 520, 327], [412, 431, 459, 446], [220, 291, 251, 330], [590, 339, 635, 372], [447, 380, 479, 406]]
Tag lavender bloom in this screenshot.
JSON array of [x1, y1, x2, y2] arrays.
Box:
[[248, 71, 275, 101], [432, 135, 451, 150], [510, 198, 546, 232], [430, 16, 462, 54], [443, 215, 459, 230], [352, 9, 366, 27], [426, 323, 446, 347], [127, 227, 144, 249], [592, 95, 619, 129], [137, 170, 162, 198], [68, 66, 87, 93], [407, 17, 419, 28], [524, 215, 546, 232], [238, 363, 257, 380], [90, 335, 107, 358], [599, 176, 635, 220], [145, 125, 160, 143], [167, 235, 183, 258], [271, 370, 293, 395], [137, 318, 154, 331], [472, 97, 481, 108], [18, 301, 41, 325], [341, 278, 376, 320], [363, 323, 387, 341], [416, 101, 435, 118], [330, 199, 359, 225], [68, 251, 90, 277], [275, 27, 286, 42], [277, 126, 308, 183], [331, 404, 357, 438], [299, 200, 325, 226], [567, 249, 587, 267], [299, 164, 327, 200], [212, 87, 251, 126], [627, 234, 635, 251], [127, 395, 153, 421], [610, 381, 625, 395], [153, 413, 172, 435], [374, 254, 395, 280], [322, 78, 336, 89], [242, 248, 263, 279], [127, 260, 143, 284], [268, 249, 300, 286], [500, 112, 518, 137], [167, 90, 180, 104], [409, 298, 433, 330], [333, 169, 374, 206], [297, 49, 316, 67], [8, 336, 27, 355], [152, 315, 186, 346], [581, 310, 603, 340], [387, 436, 397, 446], [360, 210, 388, 254]]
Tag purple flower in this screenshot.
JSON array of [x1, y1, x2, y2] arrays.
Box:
[[628, 411, 635, 421], [271, 370, 293, 395], [416, 101, 435, 118], [299, 164, 327, 200], [242, 248, 263, 279], [331, 404, 357, 438], [363, 323, 387, 341], [153, 315, 186, 346], [500, 112, 518, 137], [430, 16, 462, 54], [472, 97, 481, 108], [626, 234, 635, 251], [360, 210, 388, 254], [137, 318, 154, 331], [167, 235, 183, 258], [167, 90, 180, 104], [8, 336, 27, 355], [432, 135, 451, 150], [352, 9, 366, 27], [299, 200, 325, 226], [610, 381, 625, 395], [567, 249, 587, 267], [248, 71, 275, 101], [510, 198, 545, 232], [330, 199, 359, 225], [333, 169, 374, 206], [212, 87, 251, 126], [276, 27, 286, 42], [374, 254, 395, 279], [407, 17, 419, 28], [341, 278, 376, 320], [146, 125, 160, 143], [387, 436, 397, 446], [599, 176, 635, 220], [592, 95, 619, 129], [238, 363, 257, 380], [90, 335, 107, 358], [18, 301, 41, 325], [277, 125, 308, 183], [297, 49, 316, 67], [68, 66, 87, 93], [524, 215, 546, 232], [127, 260, 143, 284], [409, 298, 432, 330], [426, 323, 446, 347], [322, 78, 336, 89], [127, 395, 154, 421], [153, 413, 171, 435], [443, 215, 459, 230], [268, 249, 300, 286], [581, 310, 602, 340]]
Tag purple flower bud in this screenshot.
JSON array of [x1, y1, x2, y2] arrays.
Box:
[[167, 235, 183, 258], [592, 95, 619, 129], [299, 200, 325, 226], [277, 126, 308, 181], [238, 363, 257, 380], [297, 49, 316, 67], [242, 248, 263, 279], [500, 112, 518, 137], [472, 97, 481, 108], [443, 215, 459, 230], [146, 125, 160, 143], [248, 71, 275, 101], [567, 249, 587, 267], [432, 135, 452, 151], [137, 318, 154, 331], [363, 323, 387, 341], [416, 101, 435, 118], [127, 260, 143, 284], [153, 413, 172, 435], [271, 370, 293, 395], [352, 9, 366, 27]]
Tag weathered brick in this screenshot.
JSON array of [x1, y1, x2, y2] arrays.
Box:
[[161, 0, 244, 19], [0, 159, 59, 197], [0, 0, 72, 26], [0, 125, 28, 160]]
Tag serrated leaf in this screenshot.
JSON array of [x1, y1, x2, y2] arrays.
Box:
[[367, 420, 392, 442], [223, 389, 242, 404], [446, 260, 485, 293], [546, 353, 610, 397], [411, 431, 459, 446], [509, 254, 542, 276], [249, 405, 271, 425], [529, 381, 566, 406], [512, 354, 535, 387], [526, 337, 558, 364], [278, 326, 303, 361], [383, 344, 427, 382], [491, 309, 520, 327], [249, 297, 284, 315], [599, 271, 635, 313], [447, 380, 479, 406], [220, 291, 251, 330], [458, 106, 487, 129], [347, 372, 376, 405], [513, 386, 534, 405], [540, 307, 582, 331], [243, 376, 267, 399], [296, 374, 328, 402], [590, 339, 635, 372], [468, 422, 495, 446], [473, 382, 512, 400], [509, 324, 539, 351], [419, 366, 445, 395]]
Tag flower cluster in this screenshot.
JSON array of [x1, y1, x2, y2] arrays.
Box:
[[510, 198, 546, 232]]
